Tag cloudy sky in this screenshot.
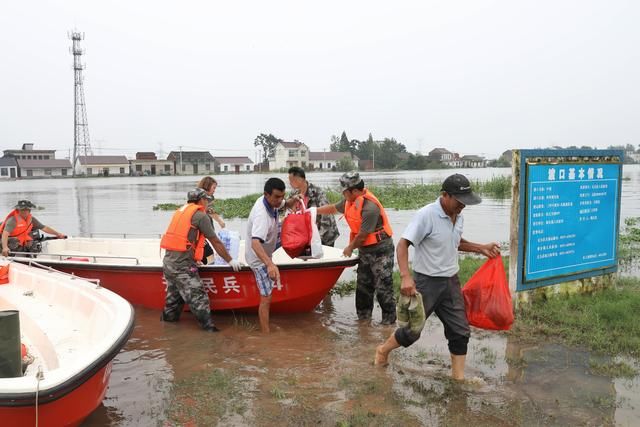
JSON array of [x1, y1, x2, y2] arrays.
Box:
[[1, 0, 638, 159]]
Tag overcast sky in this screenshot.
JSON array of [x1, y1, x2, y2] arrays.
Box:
[[1, 0, 638, 159]]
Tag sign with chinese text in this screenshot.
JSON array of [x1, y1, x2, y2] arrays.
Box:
[[516, 150, 623, 291]]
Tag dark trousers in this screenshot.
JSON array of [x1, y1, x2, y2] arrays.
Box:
[[394, 273, 470, 355], [355, 239, 397, 323]]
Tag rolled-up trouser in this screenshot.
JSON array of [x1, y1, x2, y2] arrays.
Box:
[[162, 261, 215, 330], [355, 238, 397, 323], [394, 272, 470, 355]]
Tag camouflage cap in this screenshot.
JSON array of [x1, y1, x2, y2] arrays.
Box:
[[338, 171, 363, 191], [15, 200, 36, 210], [187, 188, 213, 202]]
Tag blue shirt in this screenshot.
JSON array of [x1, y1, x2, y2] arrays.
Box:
[[401, 197, 464, 277]]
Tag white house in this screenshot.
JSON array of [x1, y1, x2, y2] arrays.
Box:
[[130, 153, 174, 176], [214, 157, 254, 173], [77, 156, 129, 176], [308, 152, 356, 170], [0, 157, 18, 179], [268, 141, 309, 171], [429, 147, 462, 167], [167, 151, 215, 175], [460, 155, 486, 168], [17, 159, 72, 178]]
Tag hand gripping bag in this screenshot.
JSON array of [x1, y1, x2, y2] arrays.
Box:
[[306, 207, 324, 259], [462, 255, 514, 330], [281, 204, 312, 258], [396, 294, 426, 335]]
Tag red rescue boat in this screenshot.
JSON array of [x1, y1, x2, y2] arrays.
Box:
[[13, 237, 358, 313], [0, 259, 134, 427]]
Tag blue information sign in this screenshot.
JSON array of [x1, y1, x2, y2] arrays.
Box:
[[516, 150, 623, 291]]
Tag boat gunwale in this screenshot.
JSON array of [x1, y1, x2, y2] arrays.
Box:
[[0, 302, 135, 407]]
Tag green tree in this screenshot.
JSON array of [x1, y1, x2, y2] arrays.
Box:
[[336, 156, 356, 171], [356, 133, 377, 160], [375, 138, 407, 169], [329, 131, 357, 154], [254, 133, 283, 164]]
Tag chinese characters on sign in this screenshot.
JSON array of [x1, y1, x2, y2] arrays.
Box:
[[525, 163, 620, 283]]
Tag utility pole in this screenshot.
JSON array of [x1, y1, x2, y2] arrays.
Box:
[[179, 145, 183, 175], [69, 31, 93, 176]]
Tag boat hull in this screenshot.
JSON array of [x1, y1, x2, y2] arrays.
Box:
[[28, 262, 355, 313], [0, 363, 112, 427]]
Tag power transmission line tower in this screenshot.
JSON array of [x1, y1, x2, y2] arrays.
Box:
[[69, 31, 93, 176]]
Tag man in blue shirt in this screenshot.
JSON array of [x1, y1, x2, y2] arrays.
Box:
[[374, 174, 500, 380]]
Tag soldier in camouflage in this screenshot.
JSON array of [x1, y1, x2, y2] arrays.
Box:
[[161, 188, 242, 332], [317, 171, 397, 324], [287, 167, 340, 246]]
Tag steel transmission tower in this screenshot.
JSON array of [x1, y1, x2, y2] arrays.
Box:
[[69, 31, 93, 176]]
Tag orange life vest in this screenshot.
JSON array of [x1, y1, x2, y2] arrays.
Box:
[[0, 210, 34, 246], [160, 203, 206, 261], [344, 189, 393, 247]]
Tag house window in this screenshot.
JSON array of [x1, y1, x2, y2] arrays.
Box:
[[224, 165, 228, 172], [246, 165, 250, 171], [182, 164, 186, 172], [87, 168, 93, 175], [120, 167, 125, 174], [319, 163, 323, 169], [136, 165, 142, 172], [164, 165, 171, 172], [301, 150, 306, 156], [27, 170, 33, 177], [44, 168, 52, 176], [44, 155, 50, 160], [205, 163, 211, 171], [0, 168, 7, 176], [289, 150, 297, 157], [38, 155, 43, 160], [62, 169, 68, 176]]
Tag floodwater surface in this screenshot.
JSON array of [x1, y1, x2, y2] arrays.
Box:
[[1, 166, 639, 425]]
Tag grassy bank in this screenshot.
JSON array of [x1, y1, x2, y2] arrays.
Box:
[[153, 175, 511, 218]]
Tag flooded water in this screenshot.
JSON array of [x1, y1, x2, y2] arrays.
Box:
[[1, 165, 639, 426]]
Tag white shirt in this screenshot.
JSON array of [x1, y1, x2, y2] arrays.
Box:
[[401, 197, 464, 277], [244, 196, 279, 268]]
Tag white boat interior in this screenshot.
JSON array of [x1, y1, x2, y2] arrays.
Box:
[[34, 237, 352, 267], [0, 260, 133, 394]]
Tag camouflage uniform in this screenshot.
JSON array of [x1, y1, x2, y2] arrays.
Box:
[[356, 238, 397, 323], [161, 259, 215, 330], [291, 182, 339, 246]]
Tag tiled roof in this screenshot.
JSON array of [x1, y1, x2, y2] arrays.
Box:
[[0, 157, 18, 167], [78, 156, 129, 165], [17, 159, 72, 168], [214, 157, 254, 164], [279, 141, 306, 149], [167, 151, 215, 162], [309, 151, 352, 161]]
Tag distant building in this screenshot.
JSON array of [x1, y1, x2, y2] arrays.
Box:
[[308, 151, 357, 170], [460, 155, 486, 168], [130, 154, 174, 176], [214, 157, 254, 173], [16, 159, 72, 178], [4, 143, 56, 160], [77, 155, 129, 176], [167, 151, 215, 175], [0, 157, 18, 179], [428, 147, 454, 162], [268, 141, 309, 171]]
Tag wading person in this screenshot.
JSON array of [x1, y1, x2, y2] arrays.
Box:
[[160, 188, 242, 331], [245, 177, 286, 333], [374, 174, 500, 380], [1, 200, 66, 256], [316, 172, 396, 324], [286, 166, 339, 246]]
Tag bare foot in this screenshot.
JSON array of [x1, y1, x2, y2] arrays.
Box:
[[374, 345, 389, 366]]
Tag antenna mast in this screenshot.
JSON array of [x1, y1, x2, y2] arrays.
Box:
[[69, 31, 93, 176]]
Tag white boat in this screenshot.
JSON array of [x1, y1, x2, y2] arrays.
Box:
[[0, 259, 134, 427]]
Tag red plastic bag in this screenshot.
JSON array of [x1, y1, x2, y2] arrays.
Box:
[[462, 256, 513, 330], [281, 210, 312, 258]]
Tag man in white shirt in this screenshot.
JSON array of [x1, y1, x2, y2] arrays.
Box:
[[245, 177, 286, 333], [374, 174, 500, 380]]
